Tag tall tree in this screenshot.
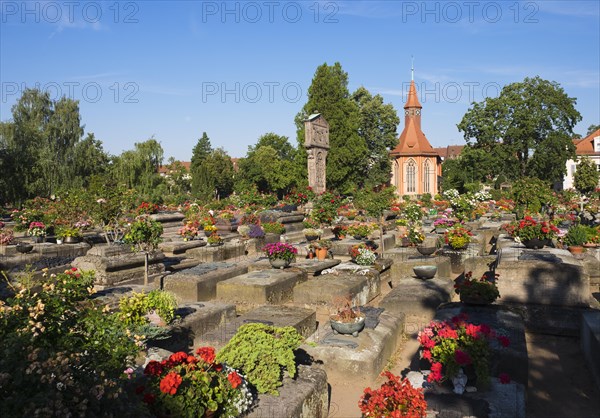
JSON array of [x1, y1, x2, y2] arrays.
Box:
[[574, 156, 600, 194], [295, 62, 367, 192], [204, 148, 235, 200], [587, 124, 600, 135], [190, 132, 213, 199], [457, 76, 581, 183], [351, 87, 399, 187], [111, 138, 164, 195]]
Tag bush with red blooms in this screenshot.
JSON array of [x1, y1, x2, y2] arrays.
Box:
[[358, 371, 427, 418], [514, 216, 559, 242], [417, 314, 511, 388], [139, 347, 253, 417]]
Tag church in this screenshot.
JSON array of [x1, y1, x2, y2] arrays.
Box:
[[390, 78, 442, 197]]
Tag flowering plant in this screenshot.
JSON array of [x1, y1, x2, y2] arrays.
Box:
[[263, 242, 298, 262], [332, 224, 348, 239], [135, 202, 159, 216], [348, 242, 376, 259], [247, 224, 265, 238], [408, 226, 424, 245], [0, 228, 14, 245], [455, 271, 500, 303], [178, 221, 199, 239], [514, 216, 559, 242], [27, 221, 46, 237], [418, 314, 511, 387], [302, 227, 323, 238], [207, 233, 224, 245], [355, 248, 377, 266], [140, 347, 253, 417], [444, 225, 473, 249], [358, 371, 427, 418], [346, 223, 374, 238], [433, 217, 456, 228], [204, 224, 218, 233]]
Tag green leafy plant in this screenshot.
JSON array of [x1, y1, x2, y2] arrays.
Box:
[[216, 323, 303, 395], [346, 222, 374, 238], [55, 226, 82, 239], [118, 289, 178, 326], [207, 232, 224, 245], [124, 215, 164, 285], [262, 222, 286, 234], [563, 224, 589, 247], [302, 227, 323, 238], [444, 225, 473, 250], [454, 271, 500, 304]]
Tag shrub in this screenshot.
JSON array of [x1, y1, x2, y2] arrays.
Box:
[[216, 323, 303, 395], [563, 224, 589, 247], [262, 222, 285, 234]]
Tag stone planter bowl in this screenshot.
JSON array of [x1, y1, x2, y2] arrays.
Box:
[[330, 315, 365, 337], [413, 265, 437, 280]]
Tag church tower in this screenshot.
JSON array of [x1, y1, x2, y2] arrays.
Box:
[[390, 69, 442, 197]]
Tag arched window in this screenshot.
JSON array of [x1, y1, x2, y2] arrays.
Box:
[[423, 159, 431, 194], [406, 159, 416, 193]]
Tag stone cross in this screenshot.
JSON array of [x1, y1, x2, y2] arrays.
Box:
[[304, 114, 330, 194]]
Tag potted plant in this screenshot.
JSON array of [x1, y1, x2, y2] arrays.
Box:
[[433, 217, 455, 233], [408, 226, 425, 247], [61, 226, 82, 244], [313, 239, 332, 260], [203, 224, 218, 237], [27, 221, 46, 243], [124, 216, 163, 285], [563, 224, 589, 254], [358, 371, 427, 418], [330, 298, 365, 337], [454, 271, 500, 305], [207, 232, 224, 246], [444, 225, 473, 250], [346, 223, 372, 240], [514, 216, 559, 249], [0, 227, 14, 246], [263, 242, 298, 269], [418, 314, 511, 391], [178, 221, 199, 241], [118, 289, 178, 327], [140, 346, 253, 417], [216, 323, 303, 395], [348, 243, 377, 266], [237, 224, 251, 238], [332, 224, 348, 240], [302, 227, 322, 242]]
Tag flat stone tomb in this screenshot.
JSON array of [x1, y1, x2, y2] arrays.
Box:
[[329, 234, 396, 256], [304, 311, 405, 382], [293, 267, 381, 307], [158, 239, 206, 256], [384, 249, 452, 283], [186, 241, 246, 263], [198, 305, 316, 350], [379, 277, 453, 320], [248, 257, 341, 276], [164, 261, 249, 302], [216, 269, 307, 305]]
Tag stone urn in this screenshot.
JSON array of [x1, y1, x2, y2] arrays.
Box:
[[269, 258, 291, 269], [16, 243, 33, 254], [413, 265, 437, 280], [417, 245, 436, 256], [522, 238, 548, 249], [330, 314, 365, 337]]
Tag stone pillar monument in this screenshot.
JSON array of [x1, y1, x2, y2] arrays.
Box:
[[304, 113, 330, 194]]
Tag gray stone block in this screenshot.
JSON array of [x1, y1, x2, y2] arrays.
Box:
[[248, 258, 341, 276], [217, 269, 307, 305], [380, 277, 453, 318], [293, 270, 381, 307]]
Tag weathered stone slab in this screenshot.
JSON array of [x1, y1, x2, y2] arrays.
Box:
[[379, 278, 453, 319], [439, 244, 483, 274], [158, 239, 206, 256], [87, 244, 133, 257], [248, 257, 340, 276], [496, 247, 591, 307], [435, 303, 528, 386], [149, 301, 236, 353], [199, 305, 316, 349], [247, 364, 329, 418], [186, 242, 245, 262], [216, 269, 307, 305], [330, 235, 395, 256], [164, 261, 249, 302], [258, 210, 305, 224], [0, 241, 90, 269], [384, 249, 453, 284], [149, 212, 185, 223], [293, 270, 381, 307], [581, 311, 600, 389], [304, 311, 404, 381]]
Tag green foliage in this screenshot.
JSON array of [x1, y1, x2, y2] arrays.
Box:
[[511, 177, 555, 214], [563, 224, 589, 247], [111, 138, 165, 196], [262, 222, 286, 234], [295, 62, 367, 192], [124, 216, 163, 253], [574, 156, 600, 195], [118, 290, 178, 326], [0, 269, 141, 416], [353, 186, 396, 218], [458, 76, 581, 182], [310, 191, 343, 225], [217, 323, 303, 395]]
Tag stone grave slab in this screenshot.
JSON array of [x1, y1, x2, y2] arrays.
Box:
[[163, 261, 250, 302], [158, 239, 206, 256], [379, 277, 453, 320], [216, 269, 307, 305], [198, 305, 316, 349], [187, 241, 245, 262], [384, 249, 453, 283], [329, 234, 395, 256], [304, 311, 404, 381], [496, 247, 591, 307], [248, 257, 340, 276], [438, 244, 483, 274], [246, 364, 329, 418], [148, 301, 237, 353], [293, 269, 381, 307], [0, 241, 91, 271]]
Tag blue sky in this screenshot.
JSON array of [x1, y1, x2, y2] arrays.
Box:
[[1, 0, 599, 160]]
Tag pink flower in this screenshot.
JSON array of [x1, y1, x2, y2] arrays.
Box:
[[454, 350, 472, 365], [498, 335, 511, 347], [428, 362, 443, 382]]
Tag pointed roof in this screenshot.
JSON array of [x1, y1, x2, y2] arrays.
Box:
[[390, 117, 439, 156], [404, 80, 422, 109], [575, 129, 600, 155]]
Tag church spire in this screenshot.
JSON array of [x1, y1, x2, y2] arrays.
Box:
[[411, 55, 414, 81]]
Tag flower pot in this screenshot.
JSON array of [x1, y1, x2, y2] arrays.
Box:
[[315, 247, 328, 260], [305, 235, 319, 242], [64, 236, 81, 244], [16, 243, 33, 254], [269, 258, 291, 269], [56, 239, 63, 245], [522, 238, 547, 249], [568, 245, 585, 255], [31, 236, 44, 243], [413, 265, 437, 280], [459, 293, 495, 305], [330, 315, 365, 337], [417, 246, 436, 256], [353, 235, 367, 241]]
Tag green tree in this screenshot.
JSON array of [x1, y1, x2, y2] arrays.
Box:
[[573, 156, 600, 194], [587, 124, 600, 136], [68, 133, 109, 189], [111, 138, 164, 196], [190, 132, 213, 198], [164, 157, 191, 196], [351, 87, 399, 187], [204, 148, 235, 200], [295, 62, 367, 192], [458, 76, 581, 182]]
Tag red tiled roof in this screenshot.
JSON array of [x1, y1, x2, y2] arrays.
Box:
[[404, 80, 422, 109], [575, 129, 600, 155]]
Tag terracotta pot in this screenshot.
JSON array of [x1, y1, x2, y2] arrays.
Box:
[[568, 245, 585, 255], [315, 247, 328, 260]]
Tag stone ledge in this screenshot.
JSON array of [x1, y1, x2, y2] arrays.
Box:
[[380, 278, 453, 319]]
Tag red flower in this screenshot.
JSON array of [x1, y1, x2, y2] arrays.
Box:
[[499, 372, 511, 384], [144, 360, 164, 376], [159, 372, 182, 395], [427, 362, 443, 383], [196, 346, 216, 364], [143, 393, 156, 404], [422, 349, 432, 361], [465, 323, 481, 338], [169, 351, 188, 365], [454, 350, 472, 365], [227, 371, 242, 389], [479, 323, 491, 335], [498, 335, 511, 347], [438, 328, 458, 339], [420, 335, 436, 349], [186, 355, 198, 364]]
